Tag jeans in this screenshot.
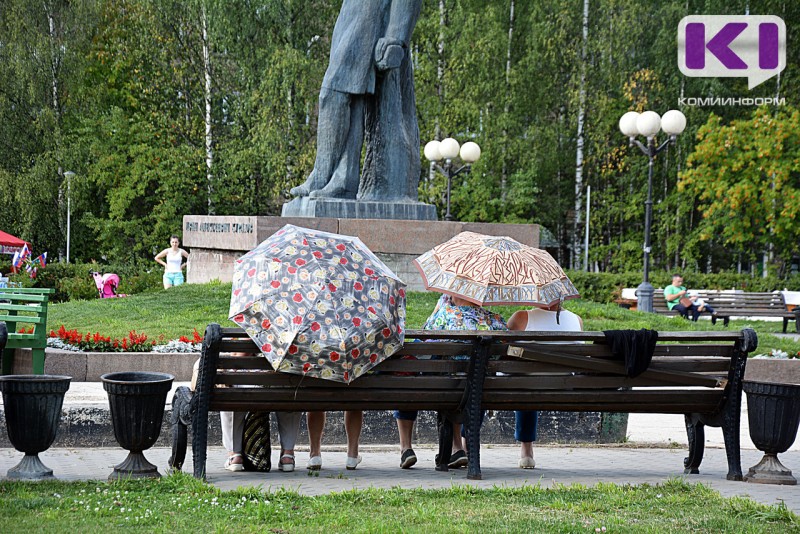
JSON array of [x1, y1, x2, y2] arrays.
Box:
[[515, 410, 538, 442]]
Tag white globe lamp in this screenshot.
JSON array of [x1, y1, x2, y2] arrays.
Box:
[[661, 110, 687, 136], [439, 138, 460, 160], [459, 142, 481, 164], [636, 111, 662, 138], [423, 140, 442, 162], [619, 111, 640, 138]]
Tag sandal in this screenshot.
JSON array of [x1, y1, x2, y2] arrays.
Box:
[[224, 453, 244, 472], [307, 455, 322, 471], [279, 453, 295, 472]]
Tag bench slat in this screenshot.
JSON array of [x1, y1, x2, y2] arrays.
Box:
[[0, 303, 44, 313], [508, 346, 723, 387], [0, 294, 49, 303], [0, 315, 43, 324]]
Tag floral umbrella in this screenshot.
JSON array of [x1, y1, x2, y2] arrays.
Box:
[[229, 224, 406, 383], [414, 231, 579, 307]]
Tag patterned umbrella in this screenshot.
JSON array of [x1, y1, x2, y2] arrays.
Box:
[[229, 224, 406, 383], [414, 231, 579, 307]]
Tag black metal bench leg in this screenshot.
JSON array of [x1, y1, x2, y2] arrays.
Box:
[[168, 386, 193, 471], [783, 317, 789, 334], [466, 338, 491, 481], [721, 369, 744, 481], [191, 324, 221, 480], [795, 309, 800, 333], [436, 411, 453, 472], [683, 414, 705, 474]]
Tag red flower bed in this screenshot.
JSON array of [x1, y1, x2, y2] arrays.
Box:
[[48, 326, 202, 352]]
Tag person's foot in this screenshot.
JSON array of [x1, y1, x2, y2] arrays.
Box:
[[345, 455, 362, 470], [279, 453, 295, 472], [448, 450, 468, 468], [433, 451, 468, 469], [290, 171, 322, 197], [519, 456, 536, 469], [224, 453, 244, 472], [308, 180, 354, 199], [400, 448, 417, 469], [307, 455, 322, 471]]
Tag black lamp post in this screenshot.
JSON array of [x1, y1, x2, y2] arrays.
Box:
[[424, 138, 481, 222], [619, 110, 687, 313]]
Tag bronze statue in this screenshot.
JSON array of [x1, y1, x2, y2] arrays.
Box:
[[290, 0, 422, 202]]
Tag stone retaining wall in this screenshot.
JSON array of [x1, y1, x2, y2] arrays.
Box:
[[12, 348, 197, 381], [0, 408, 627, 448]]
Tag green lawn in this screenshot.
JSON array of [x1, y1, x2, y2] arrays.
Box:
[[0, 475, 796, 532], [47, 282, 800, 355]]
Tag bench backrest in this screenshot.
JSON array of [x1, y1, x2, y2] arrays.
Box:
[[0, 287, 54, 349], [198, 325, 755, 415], [705, 291, 787, 311]]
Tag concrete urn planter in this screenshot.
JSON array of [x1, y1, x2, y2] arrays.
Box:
[[0, 375, 71, 480], [101, 371, 174, 480], [743, 358, 800, 485]]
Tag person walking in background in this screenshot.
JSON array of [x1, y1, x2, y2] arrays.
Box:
[[155, 235, 189, 289], [507, 304, 584, 469]]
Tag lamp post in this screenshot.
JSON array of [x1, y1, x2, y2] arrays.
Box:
[[423, 138, 481, 221], [619, 110, 686, 313], [63, 171, 75, 264]]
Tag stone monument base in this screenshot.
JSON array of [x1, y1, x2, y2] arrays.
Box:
[[183, 215, 541, 290], [281, 197, 437, 221]]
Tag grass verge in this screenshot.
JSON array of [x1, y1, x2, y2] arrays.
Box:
[[0, 474, 796, 532]]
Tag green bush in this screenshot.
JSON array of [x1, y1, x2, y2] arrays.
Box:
[[566, 269, 800, 304]]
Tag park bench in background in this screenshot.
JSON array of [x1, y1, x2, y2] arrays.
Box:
[[0, 287, 55, 374], [170, 325, 757, 481], [707, 292, 800, 332], [653, 289, 800, 332]]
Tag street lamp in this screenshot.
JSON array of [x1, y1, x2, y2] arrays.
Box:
[[423, 137, 481, 221], [63, 171, 75, 264], [619, 110, 686, 312]]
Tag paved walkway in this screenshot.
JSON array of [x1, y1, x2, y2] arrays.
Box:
[[2, 445, 798, 512], [2, 382, 799, 512]]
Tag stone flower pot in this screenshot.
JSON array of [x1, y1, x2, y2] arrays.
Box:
[[0, 375, 71, 480], [101, 371, 173, 480], [743, 359, 800, 485]]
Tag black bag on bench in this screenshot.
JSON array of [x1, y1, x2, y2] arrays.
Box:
[[242, 411, 271, 472]]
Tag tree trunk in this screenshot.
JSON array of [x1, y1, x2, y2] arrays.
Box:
[[430, 0, 446, 193], [572, 0, 589, 269], [201, 3, 214, 215], [500, 0, 515, 203]]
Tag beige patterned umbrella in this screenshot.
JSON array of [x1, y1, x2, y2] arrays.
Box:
[[414, 232, 579, 307]]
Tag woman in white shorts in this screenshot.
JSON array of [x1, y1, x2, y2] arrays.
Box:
[[155, 235, 189, 289]]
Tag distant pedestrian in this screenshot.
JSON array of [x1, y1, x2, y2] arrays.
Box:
[[155, 235, 189, 289]]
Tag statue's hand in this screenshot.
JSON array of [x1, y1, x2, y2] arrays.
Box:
[[375, 37, 405, 71]]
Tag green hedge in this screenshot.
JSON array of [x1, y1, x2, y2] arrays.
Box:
[[566, 270, 800, 304], [7, 262, 163, 302]]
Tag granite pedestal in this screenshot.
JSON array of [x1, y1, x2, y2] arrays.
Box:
[[281, 197, 437, 221]]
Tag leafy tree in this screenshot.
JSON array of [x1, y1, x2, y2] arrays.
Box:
[[679, 107, 800, 274]]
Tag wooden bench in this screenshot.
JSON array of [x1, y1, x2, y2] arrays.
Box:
[[654, 289, 800, 332], [708, 292, 799, 332], [0, 287, 55, 375], [169, 324, 757, 481]]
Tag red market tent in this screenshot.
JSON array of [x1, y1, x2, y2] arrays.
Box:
[[0, 230, 29, 255]]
